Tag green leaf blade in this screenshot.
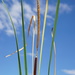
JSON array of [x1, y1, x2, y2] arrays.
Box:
[[48, 0, 60, 75], [20, 0, 28, 75], [2, 0, 22, 75], [38, 0, 49, 75]]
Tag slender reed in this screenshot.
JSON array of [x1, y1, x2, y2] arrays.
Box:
[[51, 28, 56, 75], [20, 0, 28, 75], [48, 0, 60, 75], [2, 0, 22, 75], [38, 0, 49, 75]]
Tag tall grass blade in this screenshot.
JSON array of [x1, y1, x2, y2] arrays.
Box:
[[38, 0, 49, 75], [2, 0, 22, 75], [48, 0, 60, 75], [20, 0, 28, 75], [51, 28, 56, 75]]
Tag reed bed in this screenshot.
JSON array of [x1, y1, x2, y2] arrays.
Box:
[[2, 0, 60, 75]]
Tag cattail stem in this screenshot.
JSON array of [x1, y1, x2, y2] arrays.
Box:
[[33, 56, 37, 75], [28, 16, 36, 75]]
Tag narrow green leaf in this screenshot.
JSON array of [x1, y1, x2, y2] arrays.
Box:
[[38, 0, 49, 75], [48, 0, 60, 75], [2, 0, 22, 75], [51, 28, 56, 75], [20, 0, 28, 75]]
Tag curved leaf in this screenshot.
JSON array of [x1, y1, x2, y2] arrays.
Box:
[[2, 0, 22, 75]]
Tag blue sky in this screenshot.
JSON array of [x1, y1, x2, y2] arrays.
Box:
[[0, 0, 75, 75]]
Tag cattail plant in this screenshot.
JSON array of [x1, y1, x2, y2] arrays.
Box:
[[2, 0, 60, 75], [28, 15, 38, 75], [33, 0, 41, 75]]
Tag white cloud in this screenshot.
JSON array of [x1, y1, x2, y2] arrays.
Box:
[[0, 2, 18, 36], [9, 1, 22, 27], [48, 5, 56, 14], [27, 53, 35, 57], [47, 15, 54, 26], [12, 0, 18, 3], [0, 21, 4, 29], [0, 0, 73, 36], [0, 0, 35, 36], [24, 3, 35, 20], [47, 3, 72, 26], [60, 3, 72, 13], [27, 53, 32, 56], [62, 69, 75, 75], [5, 29, 14, 36], [48, 3, 72, 14], [47, 23, 52, 26], [47, 15, 54, 20], [20, 53, 35, 57]]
